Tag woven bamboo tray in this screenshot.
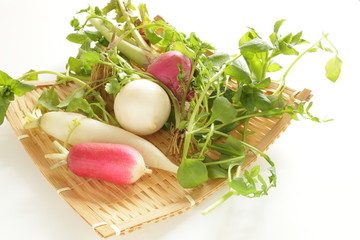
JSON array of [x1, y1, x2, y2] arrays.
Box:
[[5, 81, 312, 238]]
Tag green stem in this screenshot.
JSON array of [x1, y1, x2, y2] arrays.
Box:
[[204, 156, 245, 166], [19, 70, 104, 103], [194, 111, 264, 134], [88, 18, 155, 67], [19, 70, 116, 124], [210, 129, 274, 167], [181, 55, 241, 161], [274, 33, 329, 95], [324, 34, 339, 55], [199, 123, 214, 157], [180, 55, 200, 120], [202, 190, 235, 215], [116, 0, 152, 52]]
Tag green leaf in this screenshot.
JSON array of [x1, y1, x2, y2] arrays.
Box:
[[325, 55, 342, 82], [138, 3, 150, 24], [210, 143, 241, 157], [308, 48, 318, 53], [81, 51, 102, 63], [0, 71, 35, 125], [274, 19, 286, 33], [94, 6, 103, 16], [250, 165, 261, 177], [22, 69, 38, 81], [225, 136, 246, 155], [0, 95, 11, 125], [12, 81, 35, 96], [239, 28, 260, 46], [177, 158, 208, 188], [207, 164, 228, 179], [210, 136, 245, 157], [317, 41, 333, 53], [77, 6, 91, 14], [216, 121, 240, 134], [67, 57, 83, 74], [105, 78, 121, 95], [0, 72, 35, 97], [268, 166, 277, 186], [66, 32, 88, 44], [291, 31, 308, 45], [228, 177, 255, 196], [254, 90, 271, 110], [145, 28, 162, 44], [224, 60, 251, 84], [240, 38, 272, 53], [0, 70, 13, 84], [207, 52, 230, 68], [252, 77, 271, 88], [278, 41, 299, 55], [102, 0, 117, 15], [84, 30, 102, 41], [240, 86, 272, 111], [66, 98, 94, 117], [57, 88, 85, 108], [267, 61, 282, 72], [210, 96, 237, 124], [70, 17, 80, 30], [267, 94, 287, 109], [78, 38, 92, 53], [38, 88, 60, 111], [172, 41, 196, 60]]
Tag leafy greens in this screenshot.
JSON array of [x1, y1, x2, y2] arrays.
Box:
[[0, 0, 342, 214]]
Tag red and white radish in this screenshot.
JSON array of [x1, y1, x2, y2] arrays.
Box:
[[37, 111, 178, 173], [47, 142, 151, 185], [147, 50, 193, 101], [114, 79, 171, 136]]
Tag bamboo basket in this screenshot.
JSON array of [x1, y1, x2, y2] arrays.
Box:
[[5, 81, 312, 238]]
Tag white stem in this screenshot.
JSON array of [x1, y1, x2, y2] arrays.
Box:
[[116, 0, 153, 52], [53, 141, 69, 154], [88, 18, 155, 67], [45, 153, 67, 161]]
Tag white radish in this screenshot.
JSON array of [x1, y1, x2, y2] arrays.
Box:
[[113, 79, 171, 136], [37, 111, 178, 173]]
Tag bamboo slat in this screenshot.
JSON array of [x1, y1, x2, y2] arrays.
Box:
[[5, 81, 312, 238]]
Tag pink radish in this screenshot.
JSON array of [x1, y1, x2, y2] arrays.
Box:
[[147, 50, 193, 100], [46, 142, 151, 185], [88, 18, 194, 101]]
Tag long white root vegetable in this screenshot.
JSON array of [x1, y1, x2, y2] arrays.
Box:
[[36, 111, 178, 173]]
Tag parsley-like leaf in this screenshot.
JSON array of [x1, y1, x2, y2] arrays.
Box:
[[38, 88, 60, 111], [0, 71, 35, 124], [178, 158, 208, 188], [210, 96, 237, 124], [325, 55, 342, 82]]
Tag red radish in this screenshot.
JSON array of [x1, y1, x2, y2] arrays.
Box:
[[147, 50, 193, 100], [47, 142, 151, 185], [89, 18, 193, 101]]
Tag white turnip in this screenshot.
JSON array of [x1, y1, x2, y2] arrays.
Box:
[[113, 79, 171, 136]]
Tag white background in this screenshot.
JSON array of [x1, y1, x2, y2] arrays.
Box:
[[1, 0, 360, 239]]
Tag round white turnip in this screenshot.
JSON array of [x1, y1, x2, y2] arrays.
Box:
[[114, 79, 171, 136]]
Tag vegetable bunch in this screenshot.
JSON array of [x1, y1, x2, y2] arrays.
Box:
[[0, 0, 342, 214]]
